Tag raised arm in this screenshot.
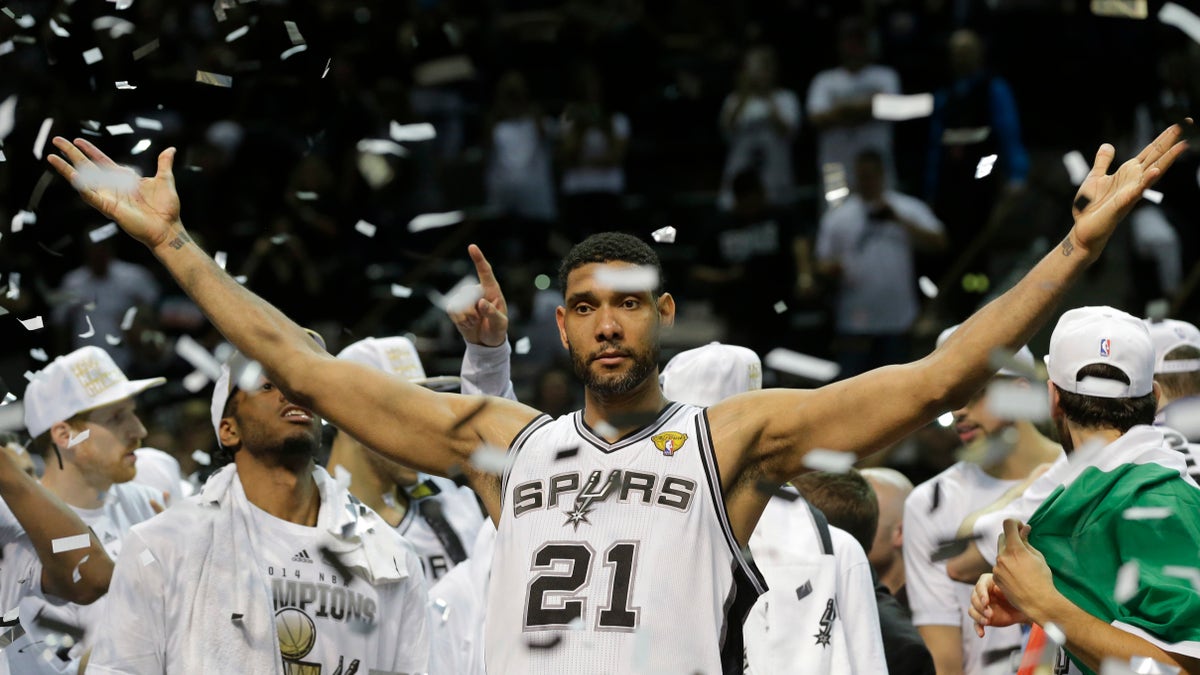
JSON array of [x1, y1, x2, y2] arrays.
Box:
[[448, 245, 518, 402], [710, 122, 1190, 487], [47, 138, 541, 513], [0, 450, 113, 603]]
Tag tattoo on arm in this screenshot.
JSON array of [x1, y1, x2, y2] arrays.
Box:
[[167, 233, 190, 250], [1061, 236, 1074, 257]]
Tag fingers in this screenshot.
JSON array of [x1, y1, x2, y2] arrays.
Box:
[[1001, 519, 1023, 551], [51, 136, 96, 173], [1135, 121, 1187, 166], [1088, 143, 1115, 178], [1142, 137, 1189, 189], [477, 298, 500, 318], [73, 137, 121, 169], [156, 147, 177, 182], [468, 244, 499, 289], [46, 153, 78, 184]]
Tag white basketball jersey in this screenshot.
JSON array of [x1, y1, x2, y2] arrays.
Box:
[[486, 403, 766, 675]]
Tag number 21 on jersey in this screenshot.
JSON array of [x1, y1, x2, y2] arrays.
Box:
[[524, 541, 641, 631]]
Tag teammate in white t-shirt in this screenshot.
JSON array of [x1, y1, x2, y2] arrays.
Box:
[[49, 122, 1189, 674], [329, 336, 487, 581], [89, 339, 429, 674], [904, 328, 1062, 675], [1144, 318, 1200, 479]]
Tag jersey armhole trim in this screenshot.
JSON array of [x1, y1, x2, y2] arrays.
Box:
[[500, 413, 554, 506], [696, 408, 768, 594]]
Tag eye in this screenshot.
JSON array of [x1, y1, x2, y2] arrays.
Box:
[[574, 305, 593, 315], [261, 382, 275, 392], [622, 298, 640, 309]]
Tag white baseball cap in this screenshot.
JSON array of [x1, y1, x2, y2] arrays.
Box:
[[24, 346, 165, 438], [1046, 306, 1154, 398], [936, 324, 1036, 377], [1143, 318, 1200, 374], [661, 342, 762, 406], [336, 336, 461, 392], [210, 329, 326, 444]]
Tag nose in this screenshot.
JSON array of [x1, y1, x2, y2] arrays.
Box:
[[594, 305, 623, 342], [132, 414, 148, 442]]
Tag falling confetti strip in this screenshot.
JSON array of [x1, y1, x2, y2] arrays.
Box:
[[975, 154, 998, 179], [131, 139, 152, 155], [106, 123, 133, 135], [88, 223, 119, 243], [114, 81, 137, 90], [984, 380, 1048, 421], [82, 47, 103, 65], [139, 549, 155, 566], [280, 44, 307, 60], [78, 315, 95, 338], [515, 337, 531, 354], [195, 71, 233, 88], [18, 316, 44, 331], [593, 266, 659, 293], [283, 20, 305, 45], [408, 210, 464, 233], [51, 534, 90, 553], [763, 348, 839, 382], [191, 450, 211, 466], [354, 220, 377, 237], [1142, 188, 1163, 204], [1114, 561, 1139, 603], [67, 429, 91, 448], [1121, 506, 1172, 520], [29, 348, 46, 362], [132, 39, 159, 60], [801, 449, 856, 473], [1062, 151, 1090, 186], [1160, 2, 1200, 45], [871, 93, 934, 121], [120, 306, 137, 331], [33, 117, 52, 159], [175, 335, 223, 381], [773, 301, 787, 314], [389, 284, 413, 298], [389, 121, 437, 142]]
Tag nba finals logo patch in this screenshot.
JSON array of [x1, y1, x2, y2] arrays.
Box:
[[651, 431, 688, 457], [71, 356, 121, 398], [1099, 338, 1111, 357]]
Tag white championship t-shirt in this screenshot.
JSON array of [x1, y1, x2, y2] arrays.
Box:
[[395, 476, 487, 581], [905, 462, 1025, 675]]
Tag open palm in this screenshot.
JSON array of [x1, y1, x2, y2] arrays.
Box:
[[47, 137, 181, 249], [1070, 121, 1190, 253]]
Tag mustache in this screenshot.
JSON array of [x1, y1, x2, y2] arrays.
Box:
[[589, 344, 633, 361]]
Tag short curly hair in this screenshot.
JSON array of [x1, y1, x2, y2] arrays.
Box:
[[557, 232, 664, 295]]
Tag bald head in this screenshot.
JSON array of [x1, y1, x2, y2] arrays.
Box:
[[860, 468, 913, 583]]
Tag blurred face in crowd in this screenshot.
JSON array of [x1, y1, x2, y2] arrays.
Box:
[[949, 29, 984, 78], [741, 48, 777, 92], [855, 157, 885, 201], [557, 264, 674, 398], [57, 398, 146, 488], [221, 378, 321, 462], [951, 378, 1015, 448]]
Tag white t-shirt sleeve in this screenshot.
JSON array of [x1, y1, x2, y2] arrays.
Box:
[[831, 528, 887, 674], [902, 486, 961, 626], [892, 193, 943, 233], [459, 341, 517, 401], [86, 530, 166, 675], [806, 72, 834, 115]]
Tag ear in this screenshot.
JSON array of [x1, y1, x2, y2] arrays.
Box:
[[48, 421, 75, 454], [656, 292, 676, 327], [555, 305, 569, 351], [218, 416, 240, 450], [893, 520, 904, 549], [1151, 380, 1162, 408]]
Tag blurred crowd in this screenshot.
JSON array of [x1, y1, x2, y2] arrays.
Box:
[[2, 0, 1200, 481]]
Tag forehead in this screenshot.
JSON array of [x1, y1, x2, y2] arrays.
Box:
[[83, 397, 137, 420], [564, 261, 656, 297]]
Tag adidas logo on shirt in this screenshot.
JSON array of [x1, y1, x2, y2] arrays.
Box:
[[291, 549, 313, 564]]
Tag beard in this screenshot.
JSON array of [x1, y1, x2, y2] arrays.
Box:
[[569, 340, 659, 397], [242, 423, 321, 462]]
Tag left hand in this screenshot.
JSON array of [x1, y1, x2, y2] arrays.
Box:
[[991, 518, 1059, 624], [447, 244, 509, 347], [1069, 121, 1190, 257]]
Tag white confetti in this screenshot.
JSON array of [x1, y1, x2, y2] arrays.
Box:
[[1141, 188, 1163, 204], [0, 393, 15, 406], [283, 20, 305, 45], [593, 266, 659, 293], [429, 277, 483, 314], [225, 24, 249, 42], [52, 533, 90, 553], [82, 47, 104, 65], [106, 123, 134, 136], [73, 165, 140, 193], [114, 81, 137, 90], [1160, 2, 1200, 45], [133, 117, 162, 131], [78, 315, 95, 338], [0, 95, 15, 143], [49, 18, 70, 37], [29, 348, 47, 362], [13, 13, 34, 29], [355, 138, 408, 157], [390, 284, 413, 298], [593, 421, 618, 438], [408, 210, 464, 233], [294, 191, 318, 201], [1145, 298, 1170, 322], [871, 92, 934, 121], [104, 334, 121, 345], [918, 275, 939, 299], [1063, 151, 1090, 186], [195, 70, 233, 88], [11, 209, 35, 232], [132, 39, 158, 60], [235, 359, 263, 392], [432, 597, 450, 623], [354, 220, 377, 237], [214, 251, 228, 270], [94, 15, 135, 38], [333, 464, 352, 491], [88, 222, 119, 243], [763, 348, 840, 382], [1122, 506, 1172, 520], [191, 449, 211, 466], [388, 121, 437, 143], [515, 337, 531, 355], [650, 226, 677, 243], [280, 44, 307, 60], [322, 58, 331, 78], [1162, 565, 1200, 592], [33, 117, 52, 159], [5, 271, 19, 299], [985, 380, 1048, 421], [1114, 561, 1139, 603], [469, 445, 508, 474], [773, 301, 787, 314], [23, 371, 36, 382], [18, 316, 44, 331], [937, 411, 954, 427], [120, 306, 137, 330], [139, 549, 155, 567], [1043, 622, 1067, 649], [130, 139, 152, 155], [182, 370, 209, 393], [802, 448, 856, 473], [175, 334, 223, 381], [71, 554, 88, 584], [975, 154, 998, 179], [1091, 0, 1148, 19], [0, 41, 12, 57]]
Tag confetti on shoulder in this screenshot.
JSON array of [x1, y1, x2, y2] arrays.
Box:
[[196, 70, 233, 88]]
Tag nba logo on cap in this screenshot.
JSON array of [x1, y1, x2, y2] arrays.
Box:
[[1099, 338, 1111, 357]]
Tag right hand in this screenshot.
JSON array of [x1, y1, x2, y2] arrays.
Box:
[[969, 572, 1029, 637], [448, 244, 509, 347], [47, 137, 181, 249]]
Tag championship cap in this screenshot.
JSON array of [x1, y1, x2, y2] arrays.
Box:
[[661, 342, 762, 406], [210, 329, 326, 444], [24, 346, 165, 438], [936, 324, 1036, 378], [336, 336, 461, 391], [1143, 318, 1200, 374], [1046, 307, 1154, 398]]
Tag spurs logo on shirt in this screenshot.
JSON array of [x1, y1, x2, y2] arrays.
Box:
[[488, 402, 765, 675]]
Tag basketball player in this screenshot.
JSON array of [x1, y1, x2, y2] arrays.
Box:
[[12, 345, 166, 674], [49, 122, 1189, 673], [329, 335, 487, 581], [904, 327, 1062, 675], [1145, 317, 1200, 481], [87, 343, 429, 674]]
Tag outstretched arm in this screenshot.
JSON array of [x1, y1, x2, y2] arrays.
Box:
[[47, 138, 541, 514], [711, 123, 1190, 487]]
